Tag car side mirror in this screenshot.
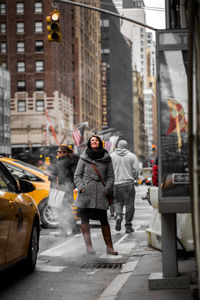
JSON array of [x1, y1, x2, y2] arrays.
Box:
[[18, 179, 35, 193]]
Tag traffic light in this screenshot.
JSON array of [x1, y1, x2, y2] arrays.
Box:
[[152, 144, 156, 151], [46, 10, 61, 42]]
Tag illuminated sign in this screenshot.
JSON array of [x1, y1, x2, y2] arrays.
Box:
[[101, 62, 108, 126]]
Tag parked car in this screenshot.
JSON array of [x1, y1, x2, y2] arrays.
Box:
[[139, 167, 153, 186], [0, 157, 58, 228], [0, 161, 40, 273]]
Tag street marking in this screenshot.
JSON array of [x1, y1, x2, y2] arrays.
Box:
[[39, 232, 98, 257], [36, 264, 67, 272], [114, 233, 128, 246], [97, 260, 139, 300], [39, 237, 81, 256]]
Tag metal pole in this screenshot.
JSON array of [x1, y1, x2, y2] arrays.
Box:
[[58, 0, 157, 32], [162, 214, 178, 277]]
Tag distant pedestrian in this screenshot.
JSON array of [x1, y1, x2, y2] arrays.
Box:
[[110, 140, 139, 233], [48, 144, 80, 236], [74, 135, 118, 255]]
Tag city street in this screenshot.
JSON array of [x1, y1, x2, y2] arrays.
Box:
[[0, 185, 155, 300]]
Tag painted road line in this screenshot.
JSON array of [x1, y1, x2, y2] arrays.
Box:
[[36, 264, 68, 272], [97, 260, 139, 300], [39, 236, 82, 256], [39, 232, 98, 257]]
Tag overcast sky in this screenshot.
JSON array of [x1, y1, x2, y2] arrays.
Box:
[[144, 0, 165, 29]]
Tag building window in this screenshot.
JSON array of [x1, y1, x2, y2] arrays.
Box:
[[17, 80, 26, 91], [101, 49, 110, 54], [18, 100, 26, 112], [72, 79, 75, 89], [35, 60, 44, 72], [1, 62, 7, 69], [34, 21, 43, 33], [17, 22, 24, 33], [72, 27, 74, 37], [0, 23, 6, 34], [17, 61, 25, 72], [0, 3, 6, 14], [35, 40, 43, 52], [71, 9, 74, 20], [0, 42, 6, 53], [34, 2, 42, 13], [72, 61, 75, 72], [100, 19, 109, 27], [35, 80, 44, 91], [72, 44, 74, 54], [36, 99, 44, 111], [17, 41, 25, 53], [16, 2, 24, 14]]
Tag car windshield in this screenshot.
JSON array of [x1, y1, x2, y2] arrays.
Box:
[[141, 168, 152, 176], [13, 160, 46, 175]]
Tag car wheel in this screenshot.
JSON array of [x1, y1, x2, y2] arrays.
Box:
[[39, 198, 60, 228], [24, 222, 39, 273]]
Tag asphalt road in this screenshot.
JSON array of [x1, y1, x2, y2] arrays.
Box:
[[0, 185, 152, 300]]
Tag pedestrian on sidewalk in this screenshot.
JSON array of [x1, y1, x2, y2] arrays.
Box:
[[110, 140, 139, 233], [74, 135, 118, 255], [48, 144, 80, 237]]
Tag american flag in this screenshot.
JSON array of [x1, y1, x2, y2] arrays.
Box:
[[104, 141, 112, 151], [72, 128, 82, 146]]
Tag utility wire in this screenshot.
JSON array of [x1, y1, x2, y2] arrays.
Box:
[[58, 0, 158, 31]]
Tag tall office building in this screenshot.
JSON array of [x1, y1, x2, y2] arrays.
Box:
[[72, 1, 102, 133], [0, 67, 10, 155], [133, 68, 148, 163], [113, 0, 148, 89], [146, 31, 157, 148], [100, 0, 133, 150], [0, 0, 74, 156], [0, 0, 102, 157]]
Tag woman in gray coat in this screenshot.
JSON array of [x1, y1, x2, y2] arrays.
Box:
[[74, 135, 118, 255]]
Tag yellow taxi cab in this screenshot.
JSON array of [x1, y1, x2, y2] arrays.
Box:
[[0, 161, 40, 273], [0, 157, 58, 228], [0, 157, 79, 228]]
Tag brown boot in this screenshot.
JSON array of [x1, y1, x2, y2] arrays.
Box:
[[80, 224, 96, 255], [101, 225, 118, 255]]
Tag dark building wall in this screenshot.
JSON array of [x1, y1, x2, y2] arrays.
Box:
[[101, 0, 133, 150]]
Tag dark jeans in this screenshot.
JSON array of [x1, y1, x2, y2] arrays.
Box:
[[114, 182, 136, 229]]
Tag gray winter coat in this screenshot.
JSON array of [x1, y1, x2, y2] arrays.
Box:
[[74, 149, 114, 210]]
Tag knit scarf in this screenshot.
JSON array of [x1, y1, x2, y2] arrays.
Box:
[[86, 147, 105, 160]]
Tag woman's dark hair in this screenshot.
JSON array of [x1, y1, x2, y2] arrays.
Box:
[[87, 135, 103, 149], [59, 144, 73, 154]]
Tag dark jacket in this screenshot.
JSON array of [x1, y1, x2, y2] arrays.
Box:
[[74, 149, 114, 210], [49, 156, 77, 204]]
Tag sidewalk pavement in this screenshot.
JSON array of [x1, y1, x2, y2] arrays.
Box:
[[116, 230, 197, 300]]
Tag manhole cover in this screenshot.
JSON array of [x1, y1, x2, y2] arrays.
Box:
[[81, 262, 123, 269]]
